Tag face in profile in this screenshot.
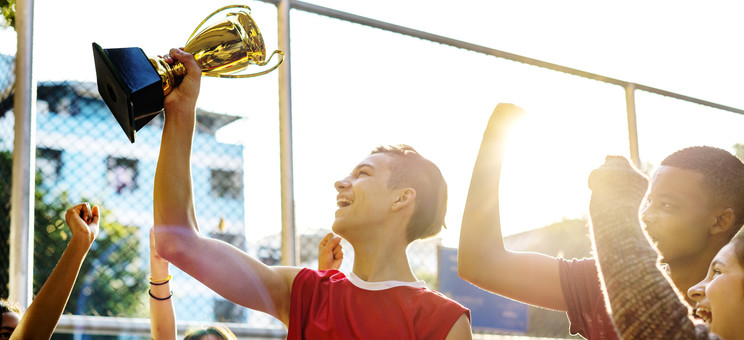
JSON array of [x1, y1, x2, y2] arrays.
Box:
[[641, 165, 717, 264], [332, 153, 397, 238], [688, 242, 744, 339]]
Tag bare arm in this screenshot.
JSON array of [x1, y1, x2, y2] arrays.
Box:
[[587, 157, 705, 339], [12, 203, 99, 340], [149, 228, 177, 340], [152, 48, 299, 325], [458, 104, 567, 311]]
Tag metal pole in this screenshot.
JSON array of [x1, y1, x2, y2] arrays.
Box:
[[625, 83, 640, 168], [253, 0, 744, 117], [9, 0, 37, 308], [277, 0, 297, 266]]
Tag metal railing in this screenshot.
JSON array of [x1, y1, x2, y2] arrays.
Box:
[[5, 0, 743, 338]]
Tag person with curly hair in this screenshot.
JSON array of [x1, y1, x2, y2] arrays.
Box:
[[459, 103, 744, 339]]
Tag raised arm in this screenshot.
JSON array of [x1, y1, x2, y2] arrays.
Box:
[[12, 203, 99, 340], [149, 228, 177, 340], [458, 104, 567, 311], [587, 156, 705, 339], [152, 48, 299, 324]]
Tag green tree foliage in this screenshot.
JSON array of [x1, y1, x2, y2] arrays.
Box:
[[0, 0, 14, 29], [1, 149, 148, 317]]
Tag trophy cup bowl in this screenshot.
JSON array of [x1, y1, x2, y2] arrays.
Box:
[[93, 5, 284, 143]]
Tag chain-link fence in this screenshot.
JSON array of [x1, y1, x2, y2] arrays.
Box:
[[4, 2, 744, 339], [0, 49, 14, 302], [0, 26, 447, 337], [1, 71, 253, 321], [0, 71, 445, 332], [0, 41, 279, 331], [0, 44, 622, 339]]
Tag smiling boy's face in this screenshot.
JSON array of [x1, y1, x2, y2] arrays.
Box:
[[640, 165, 715, 264], [332, 153, 399, 240]]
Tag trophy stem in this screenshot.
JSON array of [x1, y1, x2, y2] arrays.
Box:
[[149, 57, 187, 96]]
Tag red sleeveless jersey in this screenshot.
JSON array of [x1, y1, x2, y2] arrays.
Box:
[[287, 268, 470, 339]]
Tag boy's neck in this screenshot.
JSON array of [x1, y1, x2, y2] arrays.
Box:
[[666, 245, 720, 305], [351, 246, 417, 283]]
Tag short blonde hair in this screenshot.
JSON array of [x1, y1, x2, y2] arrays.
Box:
[[183, 325, 237, 340]]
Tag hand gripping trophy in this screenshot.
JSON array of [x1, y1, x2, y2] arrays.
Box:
[[93, 5, 283, 143]]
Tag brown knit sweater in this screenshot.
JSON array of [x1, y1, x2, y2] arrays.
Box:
[[587, 156, 720, 340]]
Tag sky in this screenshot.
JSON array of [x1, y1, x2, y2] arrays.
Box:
[[4, 0, 744, 248]]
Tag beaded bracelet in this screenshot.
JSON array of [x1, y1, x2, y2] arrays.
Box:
[[149, 289, 173, 301], [149, 274, 172, 286]]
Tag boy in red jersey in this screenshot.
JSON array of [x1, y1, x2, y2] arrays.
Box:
[[153, 48, 471, 339]]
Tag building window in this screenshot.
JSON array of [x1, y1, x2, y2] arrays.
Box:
[[107, 157, 138, 194], [210, 169, 242, 199], [36, 148, 62, 183]]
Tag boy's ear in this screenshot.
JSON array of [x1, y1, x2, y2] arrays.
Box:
[[391, 188, 415, 212], [711, 207, 735, 236]]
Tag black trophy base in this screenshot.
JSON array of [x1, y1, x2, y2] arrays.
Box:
[[92, 42, 164, 143]]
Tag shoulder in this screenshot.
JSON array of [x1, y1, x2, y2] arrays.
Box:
[[420, 290, 470, 340], [558, 257, 596, 268], [558, 258, 614, 339], [422, 288, 467, 307], [416, 288, 471, 324], [292, 268, 344, 282], [445, 313, 473, 340], [558, 257, 602, 296], [559, 257, 599, 282], [290, 268, 347, 293], [400, 288, 470, 340]]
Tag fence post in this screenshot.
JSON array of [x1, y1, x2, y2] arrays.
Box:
[[9, 0, 37, 308], [625, 83, 640, 168], [278, 0, 297, 266]]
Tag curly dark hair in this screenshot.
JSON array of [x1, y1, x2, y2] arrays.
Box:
[[370, 145, 448, 243], [0, 298, 22, 315], [661, 146, 744, 235]]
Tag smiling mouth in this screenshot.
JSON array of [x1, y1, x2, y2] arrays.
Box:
[[694, 307, 712, 324], [337, 198, 352, 208]]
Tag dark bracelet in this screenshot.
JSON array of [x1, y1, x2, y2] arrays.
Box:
[[149, 289, 173, 301], [150, 280, 170, 286]]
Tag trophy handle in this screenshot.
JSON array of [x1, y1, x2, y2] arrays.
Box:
[[188, 4, 253, 43], [202, 50, 285, 79]]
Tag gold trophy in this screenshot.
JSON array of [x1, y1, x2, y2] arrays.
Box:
[[93, 5, 283, 143]]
